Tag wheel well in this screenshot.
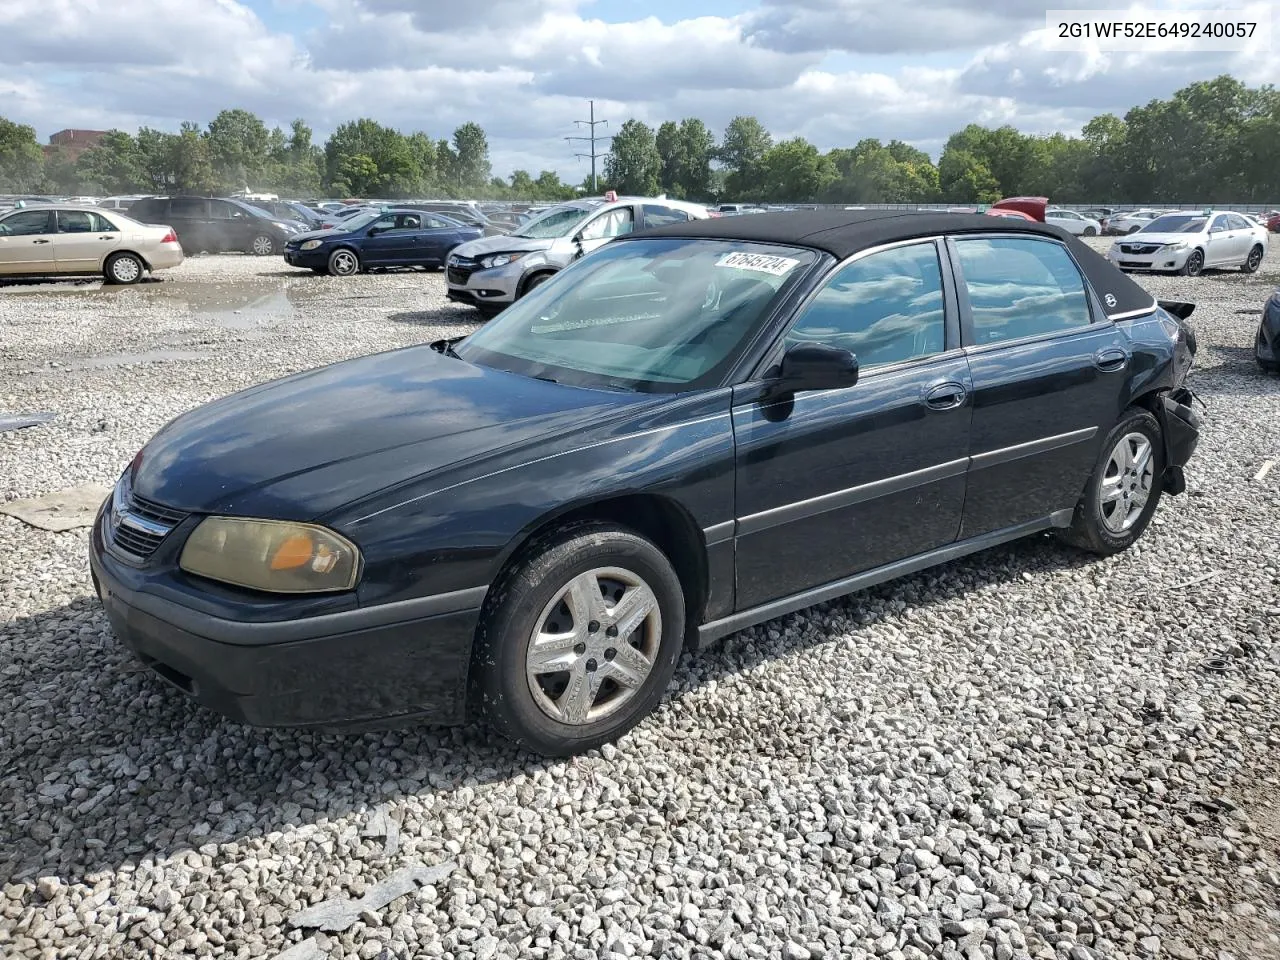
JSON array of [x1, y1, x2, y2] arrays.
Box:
[[519, 268, 557, 297], [496, 494, 710, 639], [106, 249, 150, 270]]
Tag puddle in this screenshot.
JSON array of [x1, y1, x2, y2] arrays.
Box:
[[67, 349, 209, 370], [187, 284, 297, 329]]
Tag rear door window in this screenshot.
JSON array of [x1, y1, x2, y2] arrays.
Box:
[[171, 198, 207, 219], [642, 205, 691, 229], [56, 211, 98, 234], [953, 237, 1093, 346]]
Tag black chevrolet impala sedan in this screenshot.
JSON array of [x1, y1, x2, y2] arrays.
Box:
[[90, 211, 1200, 755]]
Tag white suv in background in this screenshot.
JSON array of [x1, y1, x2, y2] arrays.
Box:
[[1107, 210, 1268, 276], [446, 194, 711, 315], [1045, 208, 1102, 236]]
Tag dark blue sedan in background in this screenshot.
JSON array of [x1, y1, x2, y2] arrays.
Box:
[[283, 208, 483, 276]]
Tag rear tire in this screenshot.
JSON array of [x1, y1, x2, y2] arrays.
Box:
[[474, 521, 686, 756], [1242, 244, 1264, 273], [250, 235, 275, 256], [1059, 408, 1164, 556], [104, 252, 144, 285], [1083, 226, 1097, 237]]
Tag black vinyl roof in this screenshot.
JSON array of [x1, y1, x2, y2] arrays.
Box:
[[636, 209, 1158, 321]]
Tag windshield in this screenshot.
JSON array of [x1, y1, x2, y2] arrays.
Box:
[[513, 203, 599, 239], [336, 211, 379, 231], [455, 238, 819, 392], [1140, 215, 1207, 234]]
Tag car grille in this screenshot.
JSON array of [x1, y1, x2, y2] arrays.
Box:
[[447, 256, 477, 285], [1118, 260, 1154, 268], [107, 475, 188, 561], [1121, 244, 1161, 255]]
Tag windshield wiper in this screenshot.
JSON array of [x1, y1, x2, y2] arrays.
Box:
[[430, 337, 463, 359]]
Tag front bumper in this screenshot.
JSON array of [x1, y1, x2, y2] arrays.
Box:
[[446, 256, 524, 307], [1107, 245, 1191, 272], [284, 247, 329, 269], [89, 509, 485, 729]]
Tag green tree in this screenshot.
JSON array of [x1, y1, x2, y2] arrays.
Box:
[[938, 148, 1000, 203], [405, 132, 437, 193], [534, 169, 576, 200], [509, 169, 536, 196], [758, 138, 835, 202], [656, 118, 715, 199], [451, 122, 491, 191], [324, 118, 419, 196], [604, 119, 661, 195], [718, 116, 772, 199], [75, 130, 143, 194], [206, 108, 270, 190], [170, 121, 215, 194], [0, 117, 45, 192]]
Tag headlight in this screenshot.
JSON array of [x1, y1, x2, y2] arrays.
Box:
[[300, 239, 322, 250], [1164, 241, 1189, 251], [481, 252, 526, 269], [179, 518, 361, 594]]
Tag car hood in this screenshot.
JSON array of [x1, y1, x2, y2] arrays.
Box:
[[1119, 232, 1201, 246], [131, 346, 644, 521], [451, 235, 555, 258], [287, 227, 350, 244]]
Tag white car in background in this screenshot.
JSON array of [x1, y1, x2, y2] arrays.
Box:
[[1045, 208, 1102, 236], [1106, 210, 1268, 277], [1107, 210, 1166, 235], [447, 193, 711, 315]]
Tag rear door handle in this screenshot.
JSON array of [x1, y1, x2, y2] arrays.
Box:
[[32, 239, 51, 244], [925, 382, 967, 411], [1094, 348, 1129, 373]]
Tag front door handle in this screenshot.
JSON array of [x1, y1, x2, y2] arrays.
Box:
[[99, 235, 115, 240], [925, 382, 967, 411], [1094, 348, 1129, 373], [32, 238, 51, 244]]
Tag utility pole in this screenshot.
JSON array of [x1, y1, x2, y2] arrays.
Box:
[[566, 100, 612, 193]]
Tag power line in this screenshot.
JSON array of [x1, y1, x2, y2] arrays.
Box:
[[565, 100, 612, 193]]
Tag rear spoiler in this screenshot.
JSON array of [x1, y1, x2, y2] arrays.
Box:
[[1158, 299, 1196, 320]]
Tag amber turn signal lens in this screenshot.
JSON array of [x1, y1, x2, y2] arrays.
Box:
[[270, 533, 315, 570]]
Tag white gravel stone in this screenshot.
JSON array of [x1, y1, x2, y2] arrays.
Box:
[[2, 249, 1279, 959]]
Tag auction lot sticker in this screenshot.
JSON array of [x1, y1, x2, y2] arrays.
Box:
[[716, 252, 801, 276]]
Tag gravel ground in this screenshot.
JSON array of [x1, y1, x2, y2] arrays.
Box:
[[1, 246, 1278, 960]]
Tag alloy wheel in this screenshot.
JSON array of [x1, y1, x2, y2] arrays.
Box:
[[110, 256, 141, 283], [1246, 247, 1263, 271], [1185, 251, 1204, 276], [251, 235, 274, 256], [525, 566, 662, 725], [1098, 432, 1154, 534], [330, 250, 358, 276]]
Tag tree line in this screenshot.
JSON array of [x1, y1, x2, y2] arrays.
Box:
[[0, 76, 1276, 204], [0, 111, 579, 202]]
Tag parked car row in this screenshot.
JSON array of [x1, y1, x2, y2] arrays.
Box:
[[0, 205, 183, 283]]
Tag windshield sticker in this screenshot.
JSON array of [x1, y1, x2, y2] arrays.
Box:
[[715, 252, 800, 276]]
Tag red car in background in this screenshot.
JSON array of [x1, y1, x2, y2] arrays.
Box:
[[1265, 211, 1280, 233], [987, 196, 1048, 221]]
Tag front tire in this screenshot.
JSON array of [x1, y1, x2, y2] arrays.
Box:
[[1059, 409, 1164, 556], [474, 521, 686, 756], [327, 248, 360, 277], [104, 252, 144, 285], [1242, 244, 1264, 273]]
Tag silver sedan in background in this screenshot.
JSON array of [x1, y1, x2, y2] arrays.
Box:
[[0, 205, 184, 283]]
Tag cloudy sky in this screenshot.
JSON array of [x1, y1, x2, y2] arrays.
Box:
[[0, 0, 1272, 180]]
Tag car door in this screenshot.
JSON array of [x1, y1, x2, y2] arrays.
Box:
[[169, 198, 208, 252], [208, 200, 251, 252], [418, 215, 460, 265], [0, 209, 57, 273], [575, 207, 634, 259], [359, 213, 404, 265], [732, 239, 972, 608], [1226, 214, 1255, 261], [1203, 215, 1236, 266], [53, 210, 121, 273], [949, 234, 1129, 539]]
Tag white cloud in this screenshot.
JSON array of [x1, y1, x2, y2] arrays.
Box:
[[0, 0, 1265, 182]]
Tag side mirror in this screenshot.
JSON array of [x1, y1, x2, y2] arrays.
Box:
[[768, 341, 860, 396]]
